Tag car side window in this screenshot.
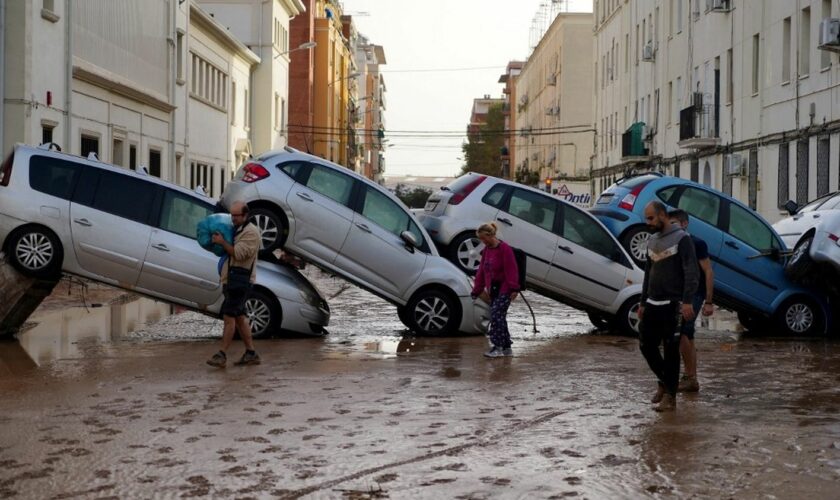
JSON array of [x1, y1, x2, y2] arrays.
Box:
[[656, 186, 679, 205], [728, 204, 779, 250], [91, 170, 157, 224], [360, 186, 429, 252], [561, 205, 620, 260], [677, 187, 720, 226], [506, 189, 557, 232], [29, 155, 80, 200], [305, 164, 354, 206], [159, 190, 214, 239], [481, 184, 509, 208], [277, 161, 307, 181]]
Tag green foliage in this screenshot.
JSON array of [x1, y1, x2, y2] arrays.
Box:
[[394, 183, 433, 209], [515, 167, 541, 186], [460, 103, 506, 176]]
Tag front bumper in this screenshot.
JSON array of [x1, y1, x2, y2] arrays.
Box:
[[811, 230, 840, 274], [458, 296, 489, 334]]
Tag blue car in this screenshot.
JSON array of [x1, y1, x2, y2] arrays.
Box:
[[590, 173, 831, 336]]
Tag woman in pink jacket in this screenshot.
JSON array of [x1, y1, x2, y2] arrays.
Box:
[[471, 222, 519, 358]]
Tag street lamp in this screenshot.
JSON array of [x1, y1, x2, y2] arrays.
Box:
[[274, 41, 317, 59]]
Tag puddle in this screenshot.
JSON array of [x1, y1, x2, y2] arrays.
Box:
[[15, 297, 173, 366]]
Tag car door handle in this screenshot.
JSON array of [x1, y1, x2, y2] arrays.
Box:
[[558, 245, 574, 254], [152, 244, 170, 252], [497, 217, 512, 226], [813, 214, 821, 219], [355, 223, 372, 233], [725, 240, 739, 250], [73, 218, 92, 227], [296, 192, 314, 202]]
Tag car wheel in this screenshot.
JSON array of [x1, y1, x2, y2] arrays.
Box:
[[448, 232, 484, 275], [245, 289, 282, 338], [785, 235, 816, 283], [405, 289, 462, 335], [587, 311, 612, 331], [249, 207, 287, 251], [621, 226, 653, 267], [612, 296, 642, 336], [7, 226, 63, 279], [774, 296, 825, 336]]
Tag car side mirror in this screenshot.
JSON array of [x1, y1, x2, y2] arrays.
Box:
[[400, 230, 418, 249], [784, 200, 798, 216]]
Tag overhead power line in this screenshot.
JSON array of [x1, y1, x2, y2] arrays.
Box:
[[379, 65, 506, 74]]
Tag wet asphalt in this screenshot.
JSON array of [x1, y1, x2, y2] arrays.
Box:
[[1, 270, 840, 498]]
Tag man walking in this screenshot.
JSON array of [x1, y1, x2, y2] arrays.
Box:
[[669, 209, 715, 393], [207, 201, 262, 367], [638, 201, 699, 411]]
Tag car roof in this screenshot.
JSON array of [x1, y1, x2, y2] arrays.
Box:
[[646, 175, 778, 224]]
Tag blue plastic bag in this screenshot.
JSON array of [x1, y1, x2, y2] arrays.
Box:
[[196, 213, 234, 257]]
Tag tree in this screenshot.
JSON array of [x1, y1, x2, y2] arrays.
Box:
[[460, 103, 506, 176], [394, 183, 433, 209]]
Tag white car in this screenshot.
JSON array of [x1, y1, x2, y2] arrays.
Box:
[[774, 193, 840, 284]]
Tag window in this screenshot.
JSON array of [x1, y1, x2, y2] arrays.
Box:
[[28, 156, 79, 200], [676, 0, 683, 33], [41, 125, 54, 145], [782, 17, 791, 83], [176, 32, 184, 82], [112, 138, 124, 166], [796, 139, 809, 204], [80, 134, 99, 158], [561, 205, 619, 259], [190, 52, 228, 108], [817, 137, 830, 197], [305, 165, 354, 206], [676, 187, 721, 226], [728, 204, 778, 250], [481, 184, 509, 208], [823, 0, 832, 69], [778, 143, 790, 208], [129, 144, 137, 171], [244, 89, 250, 128], [507, 189, 557, 232], [159, 190, 213, 238], [92, 170, 156, 224], [752, 34, 760, 94], [675, 77, 682, 124], [149, 149, 161, 178], [726, 48, 733, 104], [801, 7, 811, 76]]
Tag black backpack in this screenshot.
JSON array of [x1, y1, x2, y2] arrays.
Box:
[[510, 246, 527, 291]]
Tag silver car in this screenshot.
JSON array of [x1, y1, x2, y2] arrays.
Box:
[[0, 144, 329, 337], [774, 193, 840, 284], [417, 173, 644, 334], [219, 148, 489, 336]]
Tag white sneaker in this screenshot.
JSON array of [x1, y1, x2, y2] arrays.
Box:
[[484, 347, 504, 358]]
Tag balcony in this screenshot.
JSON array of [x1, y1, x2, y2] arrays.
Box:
[[677, 105, 720, 149], [621, 122, 650, 163]]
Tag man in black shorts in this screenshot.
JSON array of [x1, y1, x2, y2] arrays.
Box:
[[206, 201, 262, 367]]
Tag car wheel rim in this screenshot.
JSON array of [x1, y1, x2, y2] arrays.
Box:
[[456, 238, 484, 271], [627, 302, 642, 333], [629, 232, 651, 262], [16, 233, 54, 270], [246, 298, 272, 335], [785, 303, 814, 334], [252, 214, 279, 249], [414, 296, 450, 332]]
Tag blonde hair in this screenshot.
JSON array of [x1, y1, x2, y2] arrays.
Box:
[[476, 222, 498, 237]]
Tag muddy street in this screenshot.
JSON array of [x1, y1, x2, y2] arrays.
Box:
[[1, 273, 840, 498]]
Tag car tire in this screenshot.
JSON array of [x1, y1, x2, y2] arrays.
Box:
[[405, 289, 462, 335], [249, 207, 287, 252], [612, 296, 642, 336], [785, 235, 816, 283], [396, 305, 410, 328], [448, 232, 484, 275], [7, 226, 63, 279], [245, 288, 282, 338], [774, 296, 825, 337], [621, 226, 653, 267], [737, 311, 765, 332], [587, 311, 612, 331]]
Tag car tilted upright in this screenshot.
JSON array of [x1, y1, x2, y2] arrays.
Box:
[[219, 147, 489, 336], [0, 144, 329, 337], [591, 173, 832, 336], [417, 173, 645, 335], [774, 192, 840, 288]]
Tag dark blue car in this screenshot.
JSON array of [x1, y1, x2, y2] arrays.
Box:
[[590, 173, 831, 336]]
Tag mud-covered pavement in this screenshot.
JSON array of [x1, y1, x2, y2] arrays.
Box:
[[2, 271, 840, 498]]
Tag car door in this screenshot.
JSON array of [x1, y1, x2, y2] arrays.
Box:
[[286, 162, 355, 264], [495, 188, 560, 285], [69, 167, 156, 286], [336, 183, 428, 300], [670, 186, 725, 259], [547, 203, 630, 307], [716, 202, 785, 310], [136, 189, 221, 307]]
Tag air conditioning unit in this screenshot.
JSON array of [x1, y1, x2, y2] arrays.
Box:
[[642, 42, 655, 62], [546, 74, 557, 86], [725, 153, 745, 176], [818, 18, 840, 52], [709, 0, 731, 12]]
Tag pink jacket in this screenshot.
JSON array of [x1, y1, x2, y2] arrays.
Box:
[[471, 241, 520, 297]]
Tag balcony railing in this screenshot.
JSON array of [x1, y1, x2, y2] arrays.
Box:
[[621, 122, 649, 161], [678, 105, 720, 149]]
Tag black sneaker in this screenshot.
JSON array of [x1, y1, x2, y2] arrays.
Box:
[[234, 351, 261, 366], [206, 351, 226, 368]]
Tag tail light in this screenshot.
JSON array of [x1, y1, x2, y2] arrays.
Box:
[[449, 176, 486, 205], [828, 233, 840, 246], [0, 152, 13, 187], [617, 182, 651, 211], [241, 162, 270, 183]]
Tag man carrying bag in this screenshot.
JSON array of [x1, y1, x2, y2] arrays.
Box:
[[206, 201, 262, 367]]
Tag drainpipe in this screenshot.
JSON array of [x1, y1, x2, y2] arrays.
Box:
[[184, 5, 190, 182], [169, 0, 177, 183], [64, 0, 72, 151], [0, 0, 5, 155]]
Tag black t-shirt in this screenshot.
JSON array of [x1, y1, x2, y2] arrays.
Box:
[[691, 235, 709, 298]]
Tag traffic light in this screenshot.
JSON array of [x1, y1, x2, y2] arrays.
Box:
[[545, 177, 552, 191]]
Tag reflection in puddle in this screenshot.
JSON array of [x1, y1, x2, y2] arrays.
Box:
[[17, 297, 172, 366]]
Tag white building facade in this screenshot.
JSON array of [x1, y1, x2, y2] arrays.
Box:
[[593, 0, 840, 224]]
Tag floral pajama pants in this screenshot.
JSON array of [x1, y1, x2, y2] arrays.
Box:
[[488, 293, 512, 349]]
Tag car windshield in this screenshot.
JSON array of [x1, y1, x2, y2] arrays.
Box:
[[798, 192, 838, 213]]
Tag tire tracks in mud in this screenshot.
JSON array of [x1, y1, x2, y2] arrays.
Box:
[[279, 407, 570, 499]]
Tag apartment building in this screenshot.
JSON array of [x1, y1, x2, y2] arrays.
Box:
[[593, 0, 840, 223], [498, 61, 524, 180], [354, 33, 387, 183]]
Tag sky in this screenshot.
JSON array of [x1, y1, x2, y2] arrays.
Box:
[[342, 0, 594, 178]]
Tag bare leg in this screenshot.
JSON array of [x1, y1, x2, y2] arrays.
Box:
[[680, 335, 697, 378], [221, 316, 237, 353], [235, 315, 255, 351]]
